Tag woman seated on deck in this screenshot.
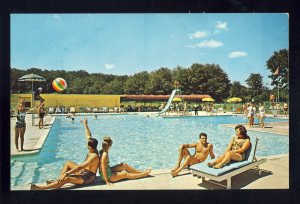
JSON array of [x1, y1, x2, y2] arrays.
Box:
[[30, 118, 99, 190], [99, 136, 151, 185], [207, 125, 250, 169]]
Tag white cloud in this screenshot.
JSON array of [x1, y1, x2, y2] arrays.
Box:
[[228, 51, 248, 58], [104, 64, 115, 70], [195, 39, 223, 48], [215, 21, 227, 30], [53, 14, 61, 20], [185, 45, 196, 48], [189, 31, 208, 39]]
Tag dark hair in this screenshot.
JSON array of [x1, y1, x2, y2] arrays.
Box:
[[235, 125, 249, 139], [88, 138, 98, 151], [199, 132, 207, 138]]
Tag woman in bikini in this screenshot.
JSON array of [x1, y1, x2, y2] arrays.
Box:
[[207, 125, 250, 169], [99, 136, 151, 185], [30, 118, 99, 190], [15, 98, 26, 152]]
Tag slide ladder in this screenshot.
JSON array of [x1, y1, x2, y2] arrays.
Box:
[[158, 89, 180, 115]]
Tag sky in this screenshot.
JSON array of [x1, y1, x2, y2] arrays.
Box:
[[11, 13, 288, 87]]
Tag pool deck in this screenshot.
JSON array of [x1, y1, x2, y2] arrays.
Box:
[[10, 112, 289, 190]]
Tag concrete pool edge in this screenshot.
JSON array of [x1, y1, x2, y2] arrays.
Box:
[[10, 115, 56, 157], [10, 153, 289, 190]]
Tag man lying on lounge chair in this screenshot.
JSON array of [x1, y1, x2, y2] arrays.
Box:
[[171, 132, 215, 177]]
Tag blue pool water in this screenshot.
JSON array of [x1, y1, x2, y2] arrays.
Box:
[[10, 115, 288, 187]]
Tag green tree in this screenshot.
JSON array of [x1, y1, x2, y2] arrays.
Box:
[[146, 67, 173, 94], [102, 79, 124, 94], [124, 71, 150, 94], [189, 63, 231, 101], [245, 73, 263, 101], [266, 49, 289, 89], [172, 66, 191, 94], [230, 81, 248, 100]]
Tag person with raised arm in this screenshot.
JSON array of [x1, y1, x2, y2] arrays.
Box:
[[30, 117, 99, 190]]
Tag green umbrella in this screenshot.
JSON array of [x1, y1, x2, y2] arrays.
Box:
[[18, 73, 46, 126]]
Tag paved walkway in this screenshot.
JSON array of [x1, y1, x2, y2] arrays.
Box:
[[10, 114, 55, 156], [10, 112, 289, 190]]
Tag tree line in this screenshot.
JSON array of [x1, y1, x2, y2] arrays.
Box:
[[11, 49, 289, 102]]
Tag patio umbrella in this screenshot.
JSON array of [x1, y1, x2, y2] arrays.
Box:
[[172, 97, 182, 102], [202, 97, 215, 102], [18, 73, 46, 126], [227, 97, 242, 103], [227, 97, 242, 111]]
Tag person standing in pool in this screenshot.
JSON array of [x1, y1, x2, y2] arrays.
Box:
[[207, 125, 250, 169], [15, 98, 26, 152], [171, 132, 215, 177], [30, 118, 99, 190], [99, 136, 151, 185]]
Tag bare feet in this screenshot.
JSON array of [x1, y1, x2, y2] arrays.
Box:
[[46, 180, 55, 185], [171, 166, 179, 172], [207, 162, 216, 167], [171, 171, 178, 177], [144, 167, 152, 176], [213, 163, 224, 169], [30, 184, 41, 190]]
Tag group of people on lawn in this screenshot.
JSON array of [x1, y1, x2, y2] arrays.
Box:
[[30, 118, 251, 190]]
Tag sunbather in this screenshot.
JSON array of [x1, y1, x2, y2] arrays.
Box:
[[99, 136, 151, 185], [171, 132, 215, 177], [207, 125, 250, 169], [30, 118, 99, 190]]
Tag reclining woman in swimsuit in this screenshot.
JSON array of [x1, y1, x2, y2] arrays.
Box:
[[99, 136, 151, 185], [30, 118, 99, 190], [207, 125, 250, 169]]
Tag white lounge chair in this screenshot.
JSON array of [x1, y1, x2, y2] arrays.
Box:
[[70, 107, 76, 113], [190, 137, 266, 189], [48, 107, 55, 114], [102, 107, 108, 113]]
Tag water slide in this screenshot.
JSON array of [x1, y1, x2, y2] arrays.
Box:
[[158, 89, 180, 115]]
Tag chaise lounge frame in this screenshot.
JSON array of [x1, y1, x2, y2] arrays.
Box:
[[190, 137, 266, 189]]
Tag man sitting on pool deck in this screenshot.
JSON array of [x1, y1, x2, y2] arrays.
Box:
[[30, 117, 99, 190], [171, 132, 215, 177]]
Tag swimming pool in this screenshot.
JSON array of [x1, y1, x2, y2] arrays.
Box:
[[10, 115, 288, 187]]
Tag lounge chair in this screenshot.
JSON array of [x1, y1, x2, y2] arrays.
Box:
[[70, 107, 76, 113], [48, 107, 55, 114], [190, 137, 266, 189], [102, 107, 108, 113], [79, 107, 85, 113], [92, 108, 98, 113], [85, 107, 92, 113]]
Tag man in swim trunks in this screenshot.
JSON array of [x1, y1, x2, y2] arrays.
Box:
[[171, 132, 215, 177], [30, 117, 99, 190]]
